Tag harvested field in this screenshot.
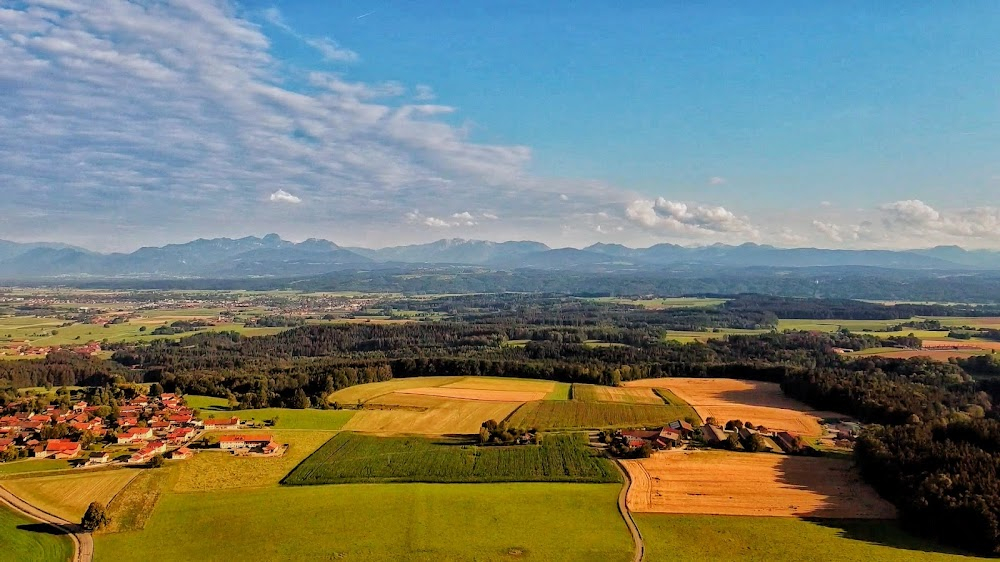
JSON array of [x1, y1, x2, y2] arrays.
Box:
[[441, 377, 557, 393], [1, 469, 138, 522], [396, 386, 548, 402], [623, 450, 896, 518], [573, 384, 664, 405], [851, 348, 986, 360], [507, 400, 698, 430], [284, 432, 619, 485], [624, 378, 841, 436], [924, 339, 1000, 351], [327, 377, 461, 405], [343, 399, 523, 435]]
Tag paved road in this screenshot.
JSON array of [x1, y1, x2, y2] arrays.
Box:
[[612, 459, 646, 562], [0, 485, 93, 562]]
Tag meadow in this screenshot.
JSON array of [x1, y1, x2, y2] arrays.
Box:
[[0, 459, 71, 477], [0, 505, 73, 562], [94, 483, 633, 562], [172, 430, 335, 492], [635, 514, 989, 562], [186, 395, 355, 430], [1, 469, 138, 522], [284, 432, 620, 485], [506, 400, 699, 430]]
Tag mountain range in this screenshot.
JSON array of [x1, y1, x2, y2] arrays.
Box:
[[1, 235, 1000, 279]]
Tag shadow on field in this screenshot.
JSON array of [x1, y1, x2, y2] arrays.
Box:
[[803, 519, 976, 557], [16, 522, 69, 537]]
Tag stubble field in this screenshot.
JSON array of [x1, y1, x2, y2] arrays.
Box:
[[1, 469, 139, 522], [622, 450, 896, 518], [624, 377, 842, 435]]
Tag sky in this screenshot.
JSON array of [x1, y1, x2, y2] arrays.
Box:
[[1, 1, 999, 252]]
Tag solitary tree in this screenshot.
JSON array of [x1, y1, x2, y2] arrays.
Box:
[[149, 454, 165, 468], [81, 502, 109, 531]]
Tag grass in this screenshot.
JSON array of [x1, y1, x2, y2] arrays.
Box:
[[635, 514, 989, 562], [185, 396, 355, 430], [0, 505, 74, 562], [1, 469, 138, 522], [0, 460, 71, 477], [507, 400, 699, 430], [545, 382, 572, 400], [101, 469, 169, 534], [573, 384, 664, 405], [172, 430, 334, 492], [283, 432, 620, 485], [94, 483, 633, 562]]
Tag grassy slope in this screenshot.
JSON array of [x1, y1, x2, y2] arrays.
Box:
[[284, 433, 620, 485], [1, 469, 137, 522], [508, 400, 700, 430], [96, 483, 632, 562], [0, 505, 74, 562], [636, 514, 990, 562]]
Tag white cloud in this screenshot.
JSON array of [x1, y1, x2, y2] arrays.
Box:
[[559, 194, 569, 201], [305, 37, 359, 63], [269, 189, 301, 204], [405, 210, 480, 228], [625, 198, 756, 236], [880, 200, 1000, 238], [820, 201, 832, 207], [482, 213, 499, 220], [414, 84, 435, 101], [708, 176, 726, 186]]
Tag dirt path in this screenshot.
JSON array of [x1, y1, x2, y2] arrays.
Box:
[[0, 485, 93, 562], [611, 459, 645, 562]]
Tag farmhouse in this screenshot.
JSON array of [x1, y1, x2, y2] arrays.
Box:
[[219, 434, 275, 451], [168, 427, 196, 444], [667, 419, 696, 437], [701, 424, 727, 445], [117, 426, 154, 444], [171, 447, 194, 460], [204, 417, 241, 430], [129, 440, 167, 464], [88, 451, 112, 464], [774, 431, 800, 453], [44, 439, 81, 459]]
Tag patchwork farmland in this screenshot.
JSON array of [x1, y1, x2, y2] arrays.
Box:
[[624, 377, 842, 436]]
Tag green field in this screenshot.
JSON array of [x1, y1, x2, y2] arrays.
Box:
[[284, 432, 620, 485], [507, 400, 698, 430], [185, 396, 355, 430], [95, 483, 632, 562], [636, 514, 988, 562], [0, 460, 72, 477], [544, 382, 572, 400], [0, 505, 74, 562]]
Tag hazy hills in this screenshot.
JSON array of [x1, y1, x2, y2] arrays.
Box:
[[1, 235, 1000, 279]]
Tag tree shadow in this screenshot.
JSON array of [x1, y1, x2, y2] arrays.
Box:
[[771, 455, 973, 557], [803, 518, 978, 557], [16, 522, 68, 537]]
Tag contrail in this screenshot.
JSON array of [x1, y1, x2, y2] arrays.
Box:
[[356, 10, 376, 19]]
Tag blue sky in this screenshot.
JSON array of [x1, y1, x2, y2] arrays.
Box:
[[1, 1, 998, 250]]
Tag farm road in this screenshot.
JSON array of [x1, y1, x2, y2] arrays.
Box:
[[0, 485, 93, 562], [611, 457, 645, 562]]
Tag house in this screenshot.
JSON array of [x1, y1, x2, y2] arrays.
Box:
[[117, 427, 154, 444], [219, 434, 273, 450], [171, 447, 194, 460], [204, 417, 240, 431], [167, 427, 195, 444], [774, 431, 799, 453], [167, 414, 193, 425], [667, 420, 696, 437], [0, 438, 13, 452], [128, 440, 167, 464], [701, 424, 727, 445], [44, 439, 81, 459], [88, 451, 112, 464]]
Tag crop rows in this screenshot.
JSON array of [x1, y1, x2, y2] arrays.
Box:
[[283, 432, 620, 485]]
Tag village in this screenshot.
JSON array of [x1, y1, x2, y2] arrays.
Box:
[[0, 391, 284, 468], [604, 417, 862, 457]]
